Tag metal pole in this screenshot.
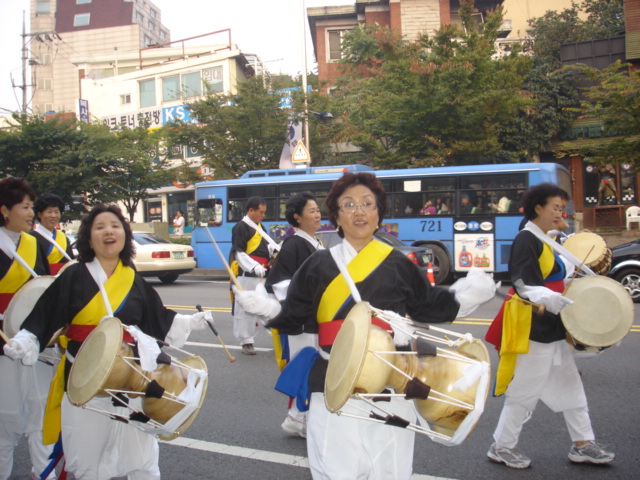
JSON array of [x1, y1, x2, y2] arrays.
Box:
[[21, 11, 28, 114], [301, 0, 311, 164]]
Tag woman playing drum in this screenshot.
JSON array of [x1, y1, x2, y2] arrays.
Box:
[[29, 193, 75, 275], [0, 177, 56, 480], [485, 183, 614, 469], [266, 173, 460, 480], [5, 204, 213, 480]]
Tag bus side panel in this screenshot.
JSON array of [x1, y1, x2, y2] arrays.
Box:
[[494, 215, 523, 273]]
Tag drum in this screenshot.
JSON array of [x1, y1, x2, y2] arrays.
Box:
[[4, 276, 56, 339], [4, 276, 62, 363], [563, 232, 612, 275], [325, 302, 490, 446], [561, 275, 633, 352], [67, 317, 208, 440]]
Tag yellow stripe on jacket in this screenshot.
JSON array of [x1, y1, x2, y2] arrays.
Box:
[[317, 240, 393, 325], [43, 261, 135, 444], [0, 233, 37, 293]]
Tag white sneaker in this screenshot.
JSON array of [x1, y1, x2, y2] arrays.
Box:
[[281, 415, 306, 438]]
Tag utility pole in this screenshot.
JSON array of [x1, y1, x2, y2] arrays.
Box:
[[16, 9, 58, 115], [301, 0, 311, 164], [21, 11, 28, 114]]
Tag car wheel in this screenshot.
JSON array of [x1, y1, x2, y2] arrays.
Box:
[[614, 268, 640, 303], [428, 244, 451, 285], [159, 273, 179, 284]]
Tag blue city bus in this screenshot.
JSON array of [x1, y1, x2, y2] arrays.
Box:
[[192, 163, 573, 283]]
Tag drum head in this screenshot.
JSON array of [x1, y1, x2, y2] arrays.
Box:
[[158, 355, 209, 441], [325, 302, 371, 413], [4, 276, 56, 338], [561, 276, 634, 347], [68, 317, 124, 406], [564, 233, 607, 267]]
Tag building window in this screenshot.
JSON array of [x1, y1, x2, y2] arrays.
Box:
[[121, 94, 132, 105], [327, 29, 349, 61], [150, 8, 157, 19], [139, 79, 156, 108], [41, 54, 52, 65], [182, 72, 202, 98], [159, 30, 166, 42], [76, 0, 92, 4], [144, 35, 153, 47], [163, 75, 180, 102], [148, 20, 155, 33], [36, 1, 51, 14], [74, 13, 91, 27], [136, 12, 144, 25], [202, 66, 223, 93], [37, 78, 53, 90]]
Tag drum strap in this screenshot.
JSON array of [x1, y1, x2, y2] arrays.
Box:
[[0, 232, 38, 292], [318, 317, 392, 347], [317, 240, 393, 325]]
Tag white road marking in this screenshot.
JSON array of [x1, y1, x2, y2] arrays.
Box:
[[161, 436, 455, 480]]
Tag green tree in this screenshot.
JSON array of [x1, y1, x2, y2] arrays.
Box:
[[168, 76, 289, 179], [0, 115, 175, 220], [569, 62, 640, 167], [331, 1, 532, 167]]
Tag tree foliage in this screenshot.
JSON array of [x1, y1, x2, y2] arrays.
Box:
[[0, 115, 173, 220], [330, 1, 533, 167], [167, 77, 289, 179], [567, 62, 640, 168]]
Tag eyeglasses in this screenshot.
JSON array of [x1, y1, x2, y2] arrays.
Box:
[[339, 201, 377, 214]]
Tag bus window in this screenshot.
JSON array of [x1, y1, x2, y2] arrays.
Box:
[[196, 198, 223, 227]]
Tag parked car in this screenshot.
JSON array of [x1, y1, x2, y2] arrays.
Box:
[[608, 239, 640, 303], [315, 229, 435, 283], [68, 231, 195, 284]]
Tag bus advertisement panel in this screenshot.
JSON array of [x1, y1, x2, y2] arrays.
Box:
[[192, 163, 573, 284]]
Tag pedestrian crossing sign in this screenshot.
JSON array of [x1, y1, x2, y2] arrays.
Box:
[[292, 142, 310, 163]]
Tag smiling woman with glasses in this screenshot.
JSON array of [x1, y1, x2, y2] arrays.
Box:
[[267, 172, 460, 479]]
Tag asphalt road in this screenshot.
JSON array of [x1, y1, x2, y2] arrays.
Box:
[[9, 275, 640, 480]]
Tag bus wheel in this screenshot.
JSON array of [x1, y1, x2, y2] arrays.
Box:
[[429, 244, 451, 285]]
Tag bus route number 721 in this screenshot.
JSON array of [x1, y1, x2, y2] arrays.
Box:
[[420, 220, 442, 232]]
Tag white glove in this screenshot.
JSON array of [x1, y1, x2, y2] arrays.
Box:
[[190, 310, 214, 330], [253, 264, 267, 278], [379, 310, 414, 347], [165, 312, 212, 348], [3, 329, 40, 366], [520, 285, 573, 315], [268, 242, 279, 257], [234, 283, 282, 320]]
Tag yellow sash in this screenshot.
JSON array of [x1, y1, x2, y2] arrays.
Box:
[[230, 228, 263, 277], [0, 233, 37, 293], [43, 261, 135, 444], [317, 240, 393, 324], [46, 230, 68, 265], [494, 242, 556, 396]]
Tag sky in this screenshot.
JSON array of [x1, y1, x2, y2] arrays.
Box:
[[0, 0, 350, 115]]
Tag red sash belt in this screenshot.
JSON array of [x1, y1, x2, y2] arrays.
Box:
[[66, 324, 134, 343], [318, 317, 392, 347], [0, 293, 15, 315], [249, 255, 269, 267], [49, 263, 64, 276]]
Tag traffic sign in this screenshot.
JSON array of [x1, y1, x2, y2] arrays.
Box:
[[292, 141, 310, 163]]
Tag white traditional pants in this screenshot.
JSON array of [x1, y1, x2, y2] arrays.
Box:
[[307, 392, 416, 480], [493, 340, 595, 449], [233, 276, 261, 345], [62, 395, 160, 480], [0, 357, 56, 480]]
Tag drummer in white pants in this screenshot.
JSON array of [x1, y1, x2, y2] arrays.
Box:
[[486, 183, 614, 469]]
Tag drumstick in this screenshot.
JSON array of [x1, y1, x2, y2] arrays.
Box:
[[0, 328, 12, 346], [563, 245, 595, 295], [203, 227, 243, 291], [196, 304, 236, 363], [493, 290, 546, 316]]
